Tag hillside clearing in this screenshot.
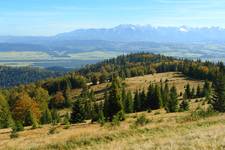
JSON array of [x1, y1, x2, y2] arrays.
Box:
[[89, 72, 204, 101]]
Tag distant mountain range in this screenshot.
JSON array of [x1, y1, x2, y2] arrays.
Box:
[[0, 25, 225, 61], [1, 25, 225, 44]]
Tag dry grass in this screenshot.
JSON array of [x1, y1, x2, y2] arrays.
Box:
[[0, 72, 217, 150], [90, 72, 204, 100], [1, 109, 225, 150]]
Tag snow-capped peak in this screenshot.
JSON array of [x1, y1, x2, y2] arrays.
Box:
[[179, 26, 189, 32]]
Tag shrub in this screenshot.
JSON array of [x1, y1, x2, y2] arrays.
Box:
[[179, 100, 189, 112], [15, 121, 24, 132], [111, 115, 121, 127], [191, 106, 216, 119], [48, 126, 58, 135], [63, 124, 71, 129], [147, 108, 152, 113], [154, 111, 160, 115], [10, 130, 19, 139], [134, 114, 150, 126]]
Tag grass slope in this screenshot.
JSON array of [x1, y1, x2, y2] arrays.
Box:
[[0, 72, 220, 150]]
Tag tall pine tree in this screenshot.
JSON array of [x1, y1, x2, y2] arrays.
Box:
[[70, 99, 85, 123], [104, 77, 124, 121], [125, 91, 133, 113], [211, 74, 225, 112], [166, 86, 178, 112]]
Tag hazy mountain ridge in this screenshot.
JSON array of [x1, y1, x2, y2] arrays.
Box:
[[56, 25, 225, 43], [1, 25, 225, 44], [0, 25, 225, 66]]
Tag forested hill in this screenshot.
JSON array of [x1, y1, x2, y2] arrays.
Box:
[[1, 52, 225, 131], [78, 53, 224, 83], [0, 66, 64, 88]]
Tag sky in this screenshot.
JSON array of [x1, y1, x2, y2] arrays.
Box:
[[0, 0, 225, 36]]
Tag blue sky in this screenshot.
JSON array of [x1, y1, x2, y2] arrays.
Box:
[[1, 0, 225, 36]]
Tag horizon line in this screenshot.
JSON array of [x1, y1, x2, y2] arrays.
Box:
[[1, 24, 225, 37]]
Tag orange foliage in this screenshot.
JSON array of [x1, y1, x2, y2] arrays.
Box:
[[199, 66, 209, 74], [12, 92, 41, 122]]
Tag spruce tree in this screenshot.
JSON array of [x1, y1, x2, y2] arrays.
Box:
[[150, 85, 162, 110], [184, 83, 191, 99], [121, 86, 127, 109], [166, 86, 178, 112], [63, 112, 70, 125], [191, 87, 195, 99], [64, 89, 72, 108], [196, 85, 201, 98], [146, 84, 154, 109], [211, 74, 225, 112], [139, 89, 146, 110], [41, 107, 52, 124], [203, 80, 211, 100], [103, 91, 109, 119], [51, 109, 60, 124], [162, 83, 169, 107], [83, 97, 92, 120], [93, 102, 105, 124], [0, 93, 12, 128], [133, 90, 141, 112], [103, 77, 124, 121], [125, 90, 133, 113], [28, 110, 38, 129], [70, 99, 85, 123]]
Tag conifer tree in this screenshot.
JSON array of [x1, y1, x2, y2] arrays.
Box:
[[40, 108, 52, 124], [191, 87, 195, 98], [51, 109, 60, 124], [70, 99, 85, 123], [125, 90, 133, 113], [14, 121, 24, 131], [203, 80, 211, 100], [104, 77, 124, 121], [184, 83, 191, 99], [166, 86, 178, 112], [196, 84, 201, 98], [83, 97, 92, 120], [146, 83, 154, 109], [162, 83, 169, 107], [140, 89, 146, 110], [28, 110, 38, 129], [211, 74, 225, 112], [63, 112, 70, 125], [64, 89, 72, 108], [133, 90, 141, 112], [150, 85, 162, 109], [103, 91, 109, 118], [0, 93, 12, 128], [91, 103, 105, 123], [121, 86, 127, 109]]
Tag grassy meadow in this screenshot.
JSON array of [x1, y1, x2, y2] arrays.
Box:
[[1, 101, 225, 150], [1, 72, 223, 150]]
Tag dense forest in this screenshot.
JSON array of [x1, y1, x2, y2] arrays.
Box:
[[79, 53, 224, 84], [0, 66, 64, 88], [0, 53, 225, 138]]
